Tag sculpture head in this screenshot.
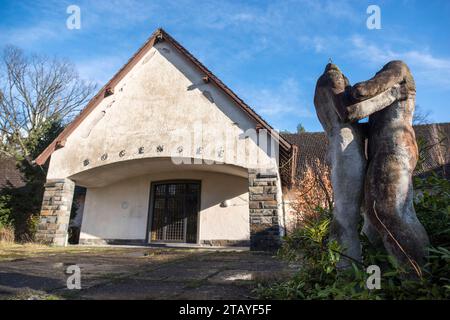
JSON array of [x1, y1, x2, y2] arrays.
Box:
[[322, 63, 350, 93], [314, 63, 351, 121]]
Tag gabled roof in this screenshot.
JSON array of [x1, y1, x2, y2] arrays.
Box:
[[35, 28, 294, 167]]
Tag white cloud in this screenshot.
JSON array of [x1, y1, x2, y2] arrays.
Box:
[[404, 51, 450, 70], [0, 23, 61, 47], [242, 77, 313, 119], [349, 35, 450, 88], [76, 56, 127, 85], [350, 35, 396, 63], [231, 13, 257, 23], [82, 0, 159, 29], [298, 35, 337, 54], [299, 0, 359, 21]]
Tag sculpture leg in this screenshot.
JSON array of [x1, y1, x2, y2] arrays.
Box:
[[328, 129, 366, 268], [365, 154, 429, 268], [361, 205, 383, 248], [330, 202, 363, 269]]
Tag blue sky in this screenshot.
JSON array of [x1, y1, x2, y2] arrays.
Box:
[[1, 0, 449, 132]]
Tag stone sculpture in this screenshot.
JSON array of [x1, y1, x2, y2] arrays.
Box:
[[314, 61, 429, 270]]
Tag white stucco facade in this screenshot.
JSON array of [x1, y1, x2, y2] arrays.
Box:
[[36, 29, 289, 248], [47, 40, 276, 182], [80, 170, 249, 243]]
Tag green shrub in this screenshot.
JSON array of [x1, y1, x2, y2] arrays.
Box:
[[414, 173, 450, 246], [0, 183, 44, 242], [255, 173, 450, 300], [0, 118, 64, 242], [0, 195, 15, 243], [0, 194, 13, 227]]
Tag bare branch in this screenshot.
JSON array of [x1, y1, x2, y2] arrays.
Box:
[[413, 105, 431, 125], [0, 45, 97, 160]]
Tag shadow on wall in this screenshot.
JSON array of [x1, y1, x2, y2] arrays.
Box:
[[68, 186, 86, 245], [154, 43, 265, 159], [251, 225, 282, 252]]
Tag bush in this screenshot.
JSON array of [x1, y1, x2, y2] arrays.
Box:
[[0, 118, 64, 242], [414, 173, 450, 246], [255, 173, 450, 300], [0, 194, 13, 227], [0, 196, 15, 243], [0, 184, 44, 242], [288, 160, 333, 231]]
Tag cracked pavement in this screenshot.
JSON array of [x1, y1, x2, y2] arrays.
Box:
[[0, 245, 294, 300]]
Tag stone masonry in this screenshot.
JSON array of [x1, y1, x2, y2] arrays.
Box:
[[248, 169, 281, 251], [35, 179, 75, 246]]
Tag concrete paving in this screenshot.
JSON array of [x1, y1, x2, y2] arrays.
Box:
[[0, 246, 293, 300]]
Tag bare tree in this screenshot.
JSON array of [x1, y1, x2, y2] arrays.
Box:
[[413, 104, 431, 125], [290, 159, 333, 228], [0, 46, 96, 162]]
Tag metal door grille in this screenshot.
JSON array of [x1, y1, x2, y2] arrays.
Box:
[[150, 182, 200, 243]]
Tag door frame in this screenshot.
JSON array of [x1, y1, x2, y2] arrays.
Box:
[[146, 179, 202, 244]]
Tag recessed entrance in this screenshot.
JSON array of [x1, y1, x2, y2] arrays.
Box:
[[149, 181, 200, 243]]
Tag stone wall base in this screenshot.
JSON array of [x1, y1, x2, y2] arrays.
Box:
[[78, 239, 250, 247], [35, 179, 75, 246], [200, 240, 250, 247], [248, 169, 282, 251], [79, 239, 147, 246]]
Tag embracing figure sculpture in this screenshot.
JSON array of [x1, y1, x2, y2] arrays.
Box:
[[314, 61, 429, 269]]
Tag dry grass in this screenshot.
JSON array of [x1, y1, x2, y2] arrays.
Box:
[[0, 242, 66, 261], [0, 242, 195, 262], [0, 242, 140, 261], [0, 225, 15, 243], [6, 289, 62, 300]]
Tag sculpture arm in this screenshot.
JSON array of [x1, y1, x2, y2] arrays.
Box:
[[344, 84, 407, 122], [350, 60, 414, 102], [333, 61, 414, 122]]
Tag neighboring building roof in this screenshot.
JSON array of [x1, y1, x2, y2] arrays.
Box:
[[282, 131, 329, 177], [283, 123, 450, 180], [0, 157, 25, 189], [414, 123, 450, 178], [34, 28, 296, 185]]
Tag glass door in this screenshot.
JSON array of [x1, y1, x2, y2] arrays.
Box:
[[150, 182, 200, 243]]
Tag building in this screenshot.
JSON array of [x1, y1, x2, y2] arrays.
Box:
[[33, 29, 298, 250]]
